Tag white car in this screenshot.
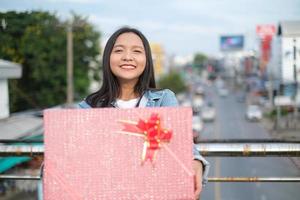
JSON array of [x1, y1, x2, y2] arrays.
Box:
[[192, 115, 204, 138], [218, 88, 228, 97], [202, 106, 216, 122], [192, 97, 204, 113], [246, 105, 262, 121], [181, 100, 192, 107]]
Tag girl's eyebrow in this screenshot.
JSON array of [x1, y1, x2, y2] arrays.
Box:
[[113, 44, 144, 49]]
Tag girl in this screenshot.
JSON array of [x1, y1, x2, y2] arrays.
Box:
[[79, 26, 209, 199]]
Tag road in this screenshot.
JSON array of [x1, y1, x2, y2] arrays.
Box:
[[199, 86, 300, 200]]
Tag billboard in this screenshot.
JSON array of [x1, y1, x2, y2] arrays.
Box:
[[220, 35, 244, 51]]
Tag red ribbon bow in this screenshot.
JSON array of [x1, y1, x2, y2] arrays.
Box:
[[119, 113, 172, 163]]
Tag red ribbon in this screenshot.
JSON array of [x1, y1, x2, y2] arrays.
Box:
[[120, 113, 172, 163]]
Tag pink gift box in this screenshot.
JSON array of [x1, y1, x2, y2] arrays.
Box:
[[43, 107, 194, 200]]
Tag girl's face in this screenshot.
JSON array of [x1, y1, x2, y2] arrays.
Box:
[[110, 32, 146, 85]]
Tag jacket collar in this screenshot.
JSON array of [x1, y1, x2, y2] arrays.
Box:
[[90, 89, 164, 107]]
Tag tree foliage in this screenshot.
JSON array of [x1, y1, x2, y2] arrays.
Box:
[[158, 72, 187, 94], [193, 52, 207, 71], [0, 11, 101, 112]]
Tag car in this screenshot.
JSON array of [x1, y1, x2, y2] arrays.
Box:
[[215, 78, 224, 89], [218, 88, 228, 97], [176, 93, 186, 103], [201, 105, 216, 122], [246, 105, 262, 121], [258, 96, 268, 106], [181, 100, 192, 107], [192, 96, 204, 113], [192, 115, 204, 138], [195, 86, 205, 95]]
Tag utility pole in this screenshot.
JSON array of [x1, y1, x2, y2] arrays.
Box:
[[62, 14, 85, 107], [293, 38, 298, 123], [268, 68, 274, 108], [66, 18, 85, 107], [66, 24, 74, 107]]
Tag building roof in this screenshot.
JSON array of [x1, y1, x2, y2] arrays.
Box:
[[0, 59, 22, 79], [278, 21, 300, 37], [0, 111, 43, 173], [0, 111, 43, 140]]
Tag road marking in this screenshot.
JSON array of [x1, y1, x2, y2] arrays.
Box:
[[214, 96, 221, 200], [214, 157, 221, 200]]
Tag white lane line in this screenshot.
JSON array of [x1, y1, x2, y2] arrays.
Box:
[[214, 96, 221, 200]]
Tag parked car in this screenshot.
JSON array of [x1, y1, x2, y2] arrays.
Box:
[[201, 105, 216, 122], [246, 105, 262, 121]]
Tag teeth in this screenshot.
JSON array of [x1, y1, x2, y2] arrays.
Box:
[[121, 65, 135, 69]]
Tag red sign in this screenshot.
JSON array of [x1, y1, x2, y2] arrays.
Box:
[[256, 25, 276, 38]]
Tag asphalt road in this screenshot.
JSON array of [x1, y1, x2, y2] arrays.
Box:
[[199, 86, 300, 200]]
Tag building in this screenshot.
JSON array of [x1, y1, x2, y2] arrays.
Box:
[[150, 43, 165, 78], [268, 21, 300, 98], [0, 59, 22, 119], [0, 59, 43, 199]]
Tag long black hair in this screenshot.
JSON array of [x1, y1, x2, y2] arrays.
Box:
[[86, 26, 156, 107]]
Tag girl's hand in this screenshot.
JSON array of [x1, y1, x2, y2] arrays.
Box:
[[193, 160, 203, 200]]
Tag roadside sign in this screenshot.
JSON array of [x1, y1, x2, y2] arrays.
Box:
[[274, 96, 293, 106]]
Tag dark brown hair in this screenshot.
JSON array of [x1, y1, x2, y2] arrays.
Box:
[[86, 26, 156, 107]]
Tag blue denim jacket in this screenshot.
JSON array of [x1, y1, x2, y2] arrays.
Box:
[[79, 89, 209, 184]]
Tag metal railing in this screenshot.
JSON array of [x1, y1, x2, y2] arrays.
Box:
[[195, 139, 300, 157], [0, 139, 299, 182]]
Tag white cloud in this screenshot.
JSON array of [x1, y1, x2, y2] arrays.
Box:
[[89, 14, 223, 36], [166, 23, 222, 35], [46, 0, 100, 4], [2, 0, 299, 56]]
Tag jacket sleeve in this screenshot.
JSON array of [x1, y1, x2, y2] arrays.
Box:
[[193, 145, 210, 186]]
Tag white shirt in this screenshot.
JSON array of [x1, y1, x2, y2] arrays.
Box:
[[115, 96, 147, 108], [115, 98, 139, 108]]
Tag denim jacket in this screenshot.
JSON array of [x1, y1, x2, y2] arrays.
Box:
[[79, 89, 209, 184]]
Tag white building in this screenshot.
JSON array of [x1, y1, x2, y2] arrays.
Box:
[[269, 21, 300, 96], [0, 59, 22, 119]]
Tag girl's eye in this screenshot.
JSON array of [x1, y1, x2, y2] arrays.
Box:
[[114, 49, 123, 53], [133, 50, 142, 53]]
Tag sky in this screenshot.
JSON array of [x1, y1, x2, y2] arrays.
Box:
[[1, 0, 300, 57]]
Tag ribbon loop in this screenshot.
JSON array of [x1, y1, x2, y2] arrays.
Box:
[[119, 113, 172, 163]]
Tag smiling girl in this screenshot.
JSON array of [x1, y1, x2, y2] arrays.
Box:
[[79, 26, 209, 199]]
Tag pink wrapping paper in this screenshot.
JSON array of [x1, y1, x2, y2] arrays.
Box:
[[43, 107, 194, 200]]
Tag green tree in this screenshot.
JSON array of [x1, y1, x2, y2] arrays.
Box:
[[158, 72, 187, 94], [193, 52, 207, 71], [0, 11, 101, 112]]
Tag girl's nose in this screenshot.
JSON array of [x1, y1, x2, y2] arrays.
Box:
[[122, 51, 133, 61]]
